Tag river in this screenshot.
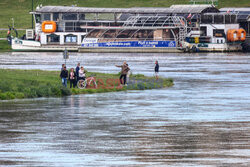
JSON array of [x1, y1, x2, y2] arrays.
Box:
[[0, 52, 249, 166]]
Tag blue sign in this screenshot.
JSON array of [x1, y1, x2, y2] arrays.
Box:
[[81, 41, 176, 48]]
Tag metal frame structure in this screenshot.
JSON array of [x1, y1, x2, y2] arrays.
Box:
[[80, 15, 188, 45]]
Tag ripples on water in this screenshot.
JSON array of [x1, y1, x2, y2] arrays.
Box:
[[0, 52, 250, 166]]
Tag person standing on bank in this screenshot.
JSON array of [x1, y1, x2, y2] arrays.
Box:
[[116, 61, 130, 85], [60, 66, 68, 87], [78, 66, 86, 81], [68, 68, 77, 88], [155, 60, 159, 80], [75, 63, 80, 81]]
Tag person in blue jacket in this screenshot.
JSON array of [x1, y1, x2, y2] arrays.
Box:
[[75, 63, 80, 81]]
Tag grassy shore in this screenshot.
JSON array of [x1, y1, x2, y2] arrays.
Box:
[[0, 69, 173, 100], [0, 40, 11, 52]]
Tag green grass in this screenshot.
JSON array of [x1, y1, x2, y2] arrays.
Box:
[[0, 69, 174, 100], [0, 40, 11, 52], [0, 30, 26, 39], [0, 0, 249, 29]]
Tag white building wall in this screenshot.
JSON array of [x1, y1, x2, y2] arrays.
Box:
[[40, 33, 47, 44], [39, 32, 87, 45], [77, 35, 82, 45], [60, 34, 64, 45], [200, 24, 240, 43]]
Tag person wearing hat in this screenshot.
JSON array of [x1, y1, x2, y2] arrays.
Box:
[[116, 61, 130, 85]]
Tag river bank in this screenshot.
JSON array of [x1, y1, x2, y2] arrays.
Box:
[[0, 40, 11, 52], [0, 69, 173, 100]]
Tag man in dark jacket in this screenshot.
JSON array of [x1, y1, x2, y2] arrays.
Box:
[[116, 61, 130, 85], [75, 63, 80, 81], [60, 66, 68, 87], [155, 60, 159, 80]]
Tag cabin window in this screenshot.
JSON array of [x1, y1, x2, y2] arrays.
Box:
[[217, 39, 219, 43], [213, 29, 225, 38], [53, 13, 59, 21], [84, 13, 97, 20], [47, 34, 60, 43], [201, 15, 212, 24], [200, 26, 207, 36], [65, 22, 74, 31], [64, 34, 77, 43], [214, 15, 223, 24], [231, 15, 237, 23], [79, 14, 85, 20], [35, 14, 41, 23], [43, 14, 51, 21], [62, 13, 77, 20], [97, 13, 114, 20]]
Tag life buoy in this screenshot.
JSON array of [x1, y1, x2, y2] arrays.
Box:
[[237, 29, 246, 41], [42, 21, 56, 33], [227, 29, 238, 42]]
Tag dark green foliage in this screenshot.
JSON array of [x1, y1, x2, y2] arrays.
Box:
[[60, 86, 72, 96], [0, 40, 11, 52], [0, 69, 72, 100]]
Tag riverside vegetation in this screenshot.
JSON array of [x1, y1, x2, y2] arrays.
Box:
[[0, 69, 173, 100], [0, 40, 11, 52]]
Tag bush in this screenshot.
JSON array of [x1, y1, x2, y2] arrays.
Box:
[[0, 93, 7, 100], [0, 92, 15, 100], [51, 86, 62, 96], [36, 85, 52, 97], [136, 83, 146, 90], [14, 92, 25, 99], [60, 86, 72, 96]]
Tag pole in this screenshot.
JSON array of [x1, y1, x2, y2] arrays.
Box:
[[11, 18, 14, 28], [31, 0, 34, 29]]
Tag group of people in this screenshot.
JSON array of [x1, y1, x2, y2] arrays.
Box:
[[60, 63, 86, 88], [60, 60, 160, 88]]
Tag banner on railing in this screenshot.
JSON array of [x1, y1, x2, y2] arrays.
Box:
[[81, 40, 176, 48]]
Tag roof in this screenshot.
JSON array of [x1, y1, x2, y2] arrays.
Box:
[[170, 4, 218, 13], [220, 8, 250, 21], [35, 6, 173, 14], [220, 8, 250, 12], [35, 5, 219, 14]]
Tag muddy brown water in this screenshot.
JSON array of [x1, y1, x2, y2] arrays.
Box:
[[0, 52, 249, 166]]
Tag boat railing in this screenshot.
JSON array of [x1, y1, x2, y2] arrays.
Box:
[[95, 38, 176, 43]]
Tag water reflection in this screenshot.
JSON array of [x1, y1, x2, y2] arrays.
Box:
[[0, 52, 250, 166]]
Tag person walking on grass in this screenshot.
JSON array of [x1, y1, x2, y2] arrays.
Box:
[[68, 68, 77, 88], [155, 60, 159, 80], [60, 66, 68, 87], [75, 62, 80, 81], [116, 61, 130, 85]]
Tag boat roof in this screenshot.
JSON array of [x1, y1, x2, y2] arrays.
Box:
[[35, 5, 219, 14], [220, 8, 250, 12], [220, 8, 250, 21]]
